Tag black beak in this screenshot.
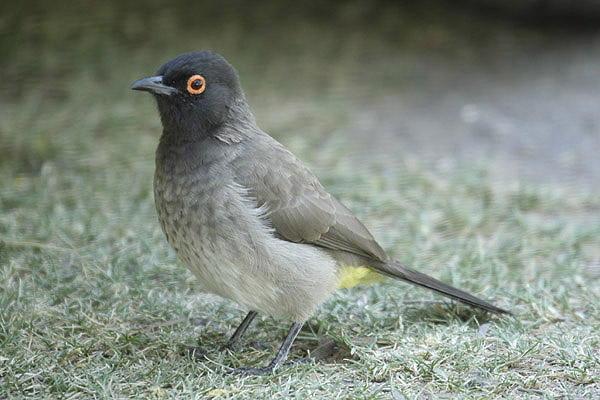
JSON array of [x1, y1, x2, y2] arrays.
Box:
[[130, 76, 177, 96]]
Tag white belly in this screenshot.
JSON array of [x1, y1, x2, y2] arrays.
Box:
[[153, 175, 338, 322]]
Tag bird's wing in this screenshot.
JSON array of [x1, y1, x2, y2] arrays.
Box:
[[229, 133, 510, 315], [231, 133, 388, 262]]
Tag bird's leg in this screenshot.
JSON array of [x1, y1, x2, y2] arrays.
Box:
[[224, 311, 258, 350], [232, 322, 303, 375]]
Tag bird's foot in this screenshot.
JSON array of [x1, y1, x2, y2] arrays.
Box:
[[230, 356, 313, 375]]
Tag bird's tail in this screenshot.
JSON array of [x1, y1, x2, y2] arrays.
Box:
[[372, 260, 510, 314]]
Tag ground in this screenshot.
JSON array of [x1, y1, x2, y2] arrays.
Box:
[[1, 1, 599, 398]]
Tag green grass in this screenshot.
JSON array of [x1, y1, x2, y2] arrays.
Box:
[[2, 1, 600, 398]]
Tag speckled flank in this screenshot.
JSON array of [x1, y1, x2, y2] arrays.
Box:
[[154, 145, 338, 322]]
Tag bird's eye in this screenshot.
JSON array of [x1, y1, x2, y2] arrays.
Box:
[[186, 75, 206, 95]]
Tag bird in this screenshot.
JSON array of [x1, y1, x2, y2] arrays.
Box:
[[131, 50, 509, 375]]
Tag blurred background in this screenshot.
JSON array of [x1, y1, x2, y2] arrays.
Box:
[[2, 0, 600, 188]]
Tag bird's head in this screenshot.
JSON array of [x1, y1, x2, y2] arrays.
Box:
[[131, 50, 245, 139]]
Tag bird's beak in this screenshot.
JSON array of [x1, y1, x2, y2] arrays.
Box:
[[130, 76, 177, 96]]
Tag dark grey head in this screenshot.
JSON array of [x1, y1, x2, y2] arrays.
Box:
[[131, 50, 245, 140]]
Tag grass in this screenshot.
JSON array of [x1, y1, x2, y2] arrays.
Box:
[[2, 1, 600, 398]]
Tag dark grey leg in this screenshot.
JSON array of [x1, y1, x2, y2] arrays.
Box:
[[225, 311, 258, 349], [232, 322, 303, 375]]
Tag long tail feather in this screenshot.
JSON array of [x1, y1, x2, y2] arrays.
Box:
[[372, 260, 510, 314]]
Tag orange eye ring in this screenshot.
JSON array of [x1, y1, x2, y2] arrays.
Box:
[[186, 75, 206, 94]]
